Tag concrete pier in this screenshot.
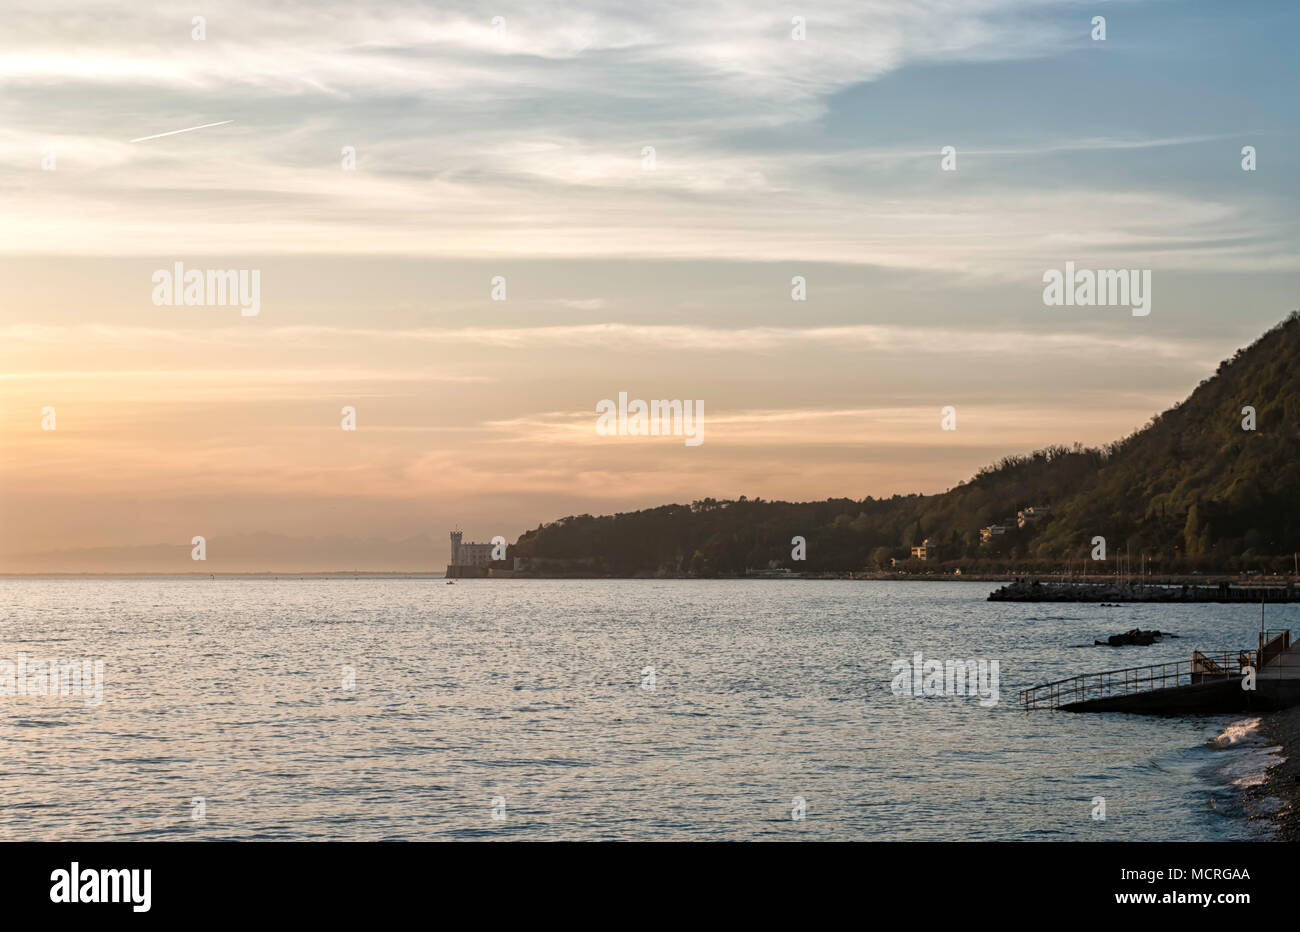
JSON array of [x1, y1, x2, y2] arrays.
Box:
[[990, 579, 1299, 603]]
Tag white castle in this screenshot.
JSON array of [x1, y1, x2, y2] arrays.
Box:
[[449, 531, 494, 568]]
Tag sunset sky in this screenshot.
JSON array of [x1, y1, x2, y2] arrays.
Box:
[[2, 0, 1298, 571]]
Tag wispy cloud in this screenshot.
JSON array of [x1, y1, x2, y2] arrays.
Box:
[[8, 0, 1288, 274], [0, 321, 1223, 362]]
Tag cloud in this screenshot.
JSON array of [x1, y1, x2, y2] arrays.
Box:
[[10, 0, 1284, 275], [478, 400, 1171, 449], [0, 320, 1221, 361]]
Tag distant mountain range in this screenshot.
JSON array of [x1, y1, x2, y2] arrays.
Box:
[[512, 312, 1300, 576], [0, 533, 443, 576]]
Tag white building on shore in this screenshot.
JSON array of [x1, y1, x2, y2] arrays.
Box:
[[449, 531, 494, 567]]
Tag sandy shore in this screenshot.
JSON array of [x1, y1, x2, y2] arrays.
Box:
[[1243, 708, 1300, 839]]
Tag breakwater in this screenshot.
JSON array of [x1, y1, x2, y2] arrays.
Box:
[[988, 579, 1300, 603]]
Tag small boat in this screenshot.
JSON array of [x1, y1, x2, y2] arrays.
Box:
[[446, 580, 455, 585]]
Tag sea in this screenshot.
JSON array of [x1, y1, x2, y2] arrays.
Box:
[[0, 577, 1293, 841]]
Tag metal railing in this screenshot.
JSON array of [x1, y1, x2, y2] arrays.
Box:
[[1261, 630, 1291, 668], [1020, 650, 1256, 710]]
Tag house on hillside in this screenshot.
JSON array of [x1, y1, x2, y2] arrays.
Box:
[[911, 539, 937, 561], [980, 525, 1007, 545], [1017, 506, 1051, 528]]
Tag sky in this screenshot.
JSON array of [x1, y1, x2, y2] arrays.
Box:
[[1, 0, 1298, 572]]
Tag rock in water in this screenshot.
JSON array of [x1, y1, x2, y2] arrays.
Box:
[[1095, 628, 1173, 646]]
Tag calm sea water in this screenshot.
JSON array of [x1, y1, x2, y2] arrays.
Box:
[[0, 578, 1293, 841]]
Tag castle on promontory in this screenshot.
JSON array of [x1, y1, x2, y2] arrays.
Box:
[[446, 530, 496, 578]]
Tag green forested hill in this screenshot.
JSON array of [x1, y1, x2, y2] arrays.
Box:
[[512, 312, 1300, 575]]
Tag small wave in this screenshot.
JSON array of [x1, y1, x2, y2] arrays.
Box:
[[1208, 717, 1261, 749], [1206, 717, 1283, 788], [10, 719, 71, 728], [1219, 746, 1282, 787]]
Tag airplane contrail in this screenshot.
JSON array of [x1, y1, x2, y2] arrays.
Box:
[[130, 120, 234, 143]]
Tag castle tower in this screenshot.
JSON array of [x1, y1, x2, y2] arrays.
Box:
[[450, 530, 462, 566]]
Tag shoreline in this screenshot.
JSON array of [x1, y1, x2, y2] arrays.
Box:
[[1242, 708, 1300, 840], [2, 571, 1294, 585]]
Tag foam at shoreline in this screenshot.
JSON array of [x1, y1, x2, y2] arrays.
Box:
[[1208, 718, 1283, 791]]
